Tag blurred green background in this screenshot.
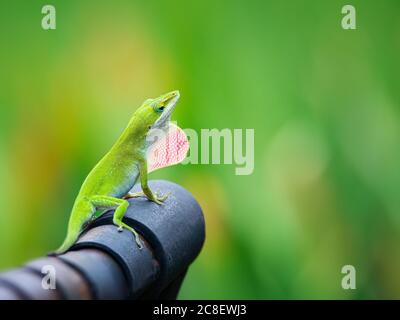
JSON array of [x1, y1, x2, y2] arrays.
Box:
[[0, 0, 399, 299]]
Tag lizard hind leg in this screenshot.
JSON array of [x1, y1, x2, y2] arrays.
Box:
[[90, 195, 143, 250]]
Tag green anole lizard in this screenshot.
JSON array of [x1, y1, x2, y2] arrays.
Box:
[[54, 90, 189, 254]]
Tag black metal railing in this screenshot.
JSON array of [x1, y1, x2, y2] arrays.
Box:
[[0, 180, 205, 300]]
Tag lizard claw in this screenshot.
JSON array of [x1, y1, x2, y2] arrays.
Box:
[[153, 198, 165, 205], [152, 190, 170, 205]]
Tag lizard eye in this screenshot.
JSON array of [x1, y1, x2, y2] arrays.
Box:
[[157, 106, 165, 112]]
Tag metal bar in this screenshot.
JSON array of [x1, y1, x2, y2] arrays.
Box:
[[0, 180, 205, 300]]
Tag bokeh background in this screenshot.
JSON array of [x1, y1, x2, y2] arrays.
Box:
[[0, 0, 399, 299]]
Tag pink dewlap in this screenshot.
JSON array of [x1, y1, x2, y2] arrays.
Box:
[[147, 124, 189, 173]]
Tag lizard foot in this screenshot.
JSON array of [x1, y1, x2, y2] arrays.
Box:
[[151, 190, 170, 205], [123, 191, 145, 200], [115, 222, 143, 249]]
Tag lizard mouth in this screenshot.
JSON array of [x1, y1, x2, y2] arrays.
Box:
[[151, 90, 180, 130]]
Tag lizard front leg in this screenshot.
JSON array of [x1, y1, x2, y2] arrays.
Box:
[[90, 195, 143, 249], [123, 191, 146, 200], [123, 190, 168, 200], [135, 159, 169, 205]]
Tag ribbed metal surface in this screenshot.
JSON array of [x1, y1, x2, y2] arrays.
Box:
[[0, 180, 205, 300]]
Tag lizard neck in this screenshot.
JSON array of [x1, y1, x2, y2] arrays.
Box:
[[112, 115, 148, 156]]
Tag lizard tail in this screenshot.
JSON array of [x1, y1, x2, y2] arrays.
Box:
[[51, 204, 90, 255], [53, 230, 81, 255]]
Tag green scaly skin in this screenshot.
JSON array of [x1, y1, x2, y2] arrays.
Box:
[[54, 90, 180, 254]]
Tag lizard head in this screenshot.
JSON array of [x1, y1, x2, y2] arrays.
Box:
[[137, 90, 180, 132]]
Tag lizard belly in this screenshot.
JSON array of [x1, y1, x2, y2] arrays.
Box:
[[108, 166, 140, 198], [80, 162, 140, 199]]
